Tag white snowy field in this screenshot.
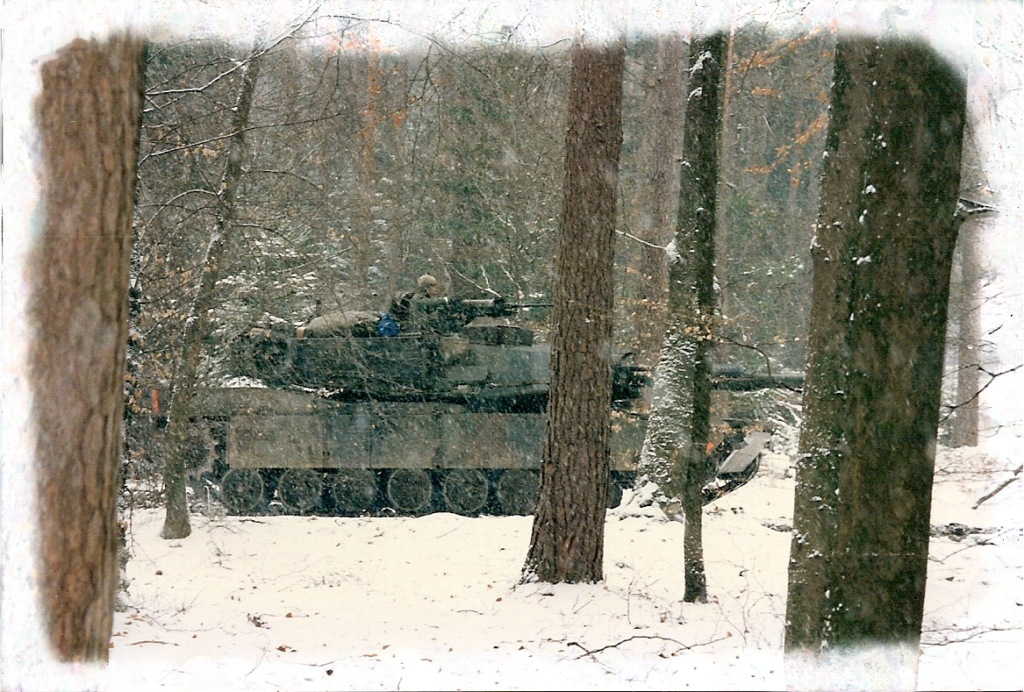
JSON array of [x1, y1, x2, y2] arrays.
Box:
[[98, 446, 1022, 692]]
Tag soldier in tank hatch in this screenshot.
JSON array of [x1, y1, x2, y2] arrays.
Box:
[[388, 274, 454, 333], [388, 274, 426, 320], [416, 274, 439, 298], [380, 274, 520, 336]]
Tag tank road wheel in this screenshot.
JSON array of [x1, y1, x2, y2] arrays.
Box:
[[441, 469, 490, 516], [606, 481, 623, 509], [184, 422, 223, 508], [386, 469, 434, 514], [221, 468, 265, 514], [277, 469, 324, 513], [331, 469, 380, 514], [496, 470, 539, 515]]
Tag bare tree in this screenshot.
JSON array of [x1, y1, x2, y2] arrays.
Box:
[[521, 37, 625, 584], [638, 31, 728, 604], [785, 38, 967, 688], [161, 46, 262, 539], [948, 129, 994, 447], [30, 35, 144, 661], [951, 210, 984, 447]]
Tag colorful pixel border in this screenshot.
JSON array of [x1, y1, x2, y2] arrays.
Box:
[[2, 0, 1024, 687]]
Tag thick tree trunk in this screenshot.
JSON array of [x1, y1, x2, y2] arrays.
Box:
[[30, 36, 144, 662], [639, 31, 728, 603], [161, 49, 262, 539], [522, 39, 624, 584], [785, 39, 966, 688]]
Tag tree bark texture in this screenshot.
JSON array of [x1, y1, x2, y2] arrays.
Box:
[[952, 217, 982, 447], [785, 38, 966, 676], [161, 49, 262, 539], [30, 36, 144, 662], [950, 215, 983, 446], [639, 32, 728, 603], [522, 39, 624, 584], [949, 17, 989, 450]]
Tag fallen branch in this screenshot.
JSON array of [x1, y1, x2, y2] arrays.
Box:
[[128, 639, 179, 646], [970, 472, 1019, 511], [568, 632, 731, 659], [921, 622, 1024, 646]]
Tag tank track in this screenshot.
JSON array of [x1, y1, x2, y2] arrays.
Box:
[[194, 455, 636, 517], [186, 423, 630, 515]]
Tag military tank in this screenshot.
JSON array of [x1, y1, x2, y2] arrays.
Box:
[[187, 296, 648, 516], [187, 295, 800, 517]]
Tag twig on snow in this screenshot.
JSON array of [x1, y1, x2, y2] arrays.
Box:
[[970, 472, 1019, 511], [568, 632, 731, 659], [128, 639, 179, 646]]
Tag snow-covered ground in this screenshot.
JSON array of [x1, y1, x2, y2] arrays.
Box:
[[100, 445, 1021, 691]]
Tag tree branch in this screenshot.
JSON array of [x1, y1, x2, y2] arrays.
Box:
[[717, 335, 804, 392], [940, 363, 1023, 422], [615, 228, 669, 250], [568, 632, 731, 659], [973, 465, 1022, 509]]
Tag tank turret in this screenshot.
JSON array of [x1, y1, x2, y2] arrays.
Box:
[[230, 296, 647, 408]]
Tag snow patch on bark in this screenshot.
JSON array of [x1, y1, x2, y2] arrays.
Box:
[[664, 238, 680, 262], [689, 50, 714, 75]]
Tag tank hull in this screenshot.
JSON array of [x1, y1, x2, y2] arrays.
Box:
[[189, 387, 640, 515]]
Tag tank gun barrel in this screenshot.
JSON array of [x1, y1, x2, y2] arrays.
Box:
[[502, 302, 554, 310], [710, 364, 804, 391], [454, 298, 551, 321]]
